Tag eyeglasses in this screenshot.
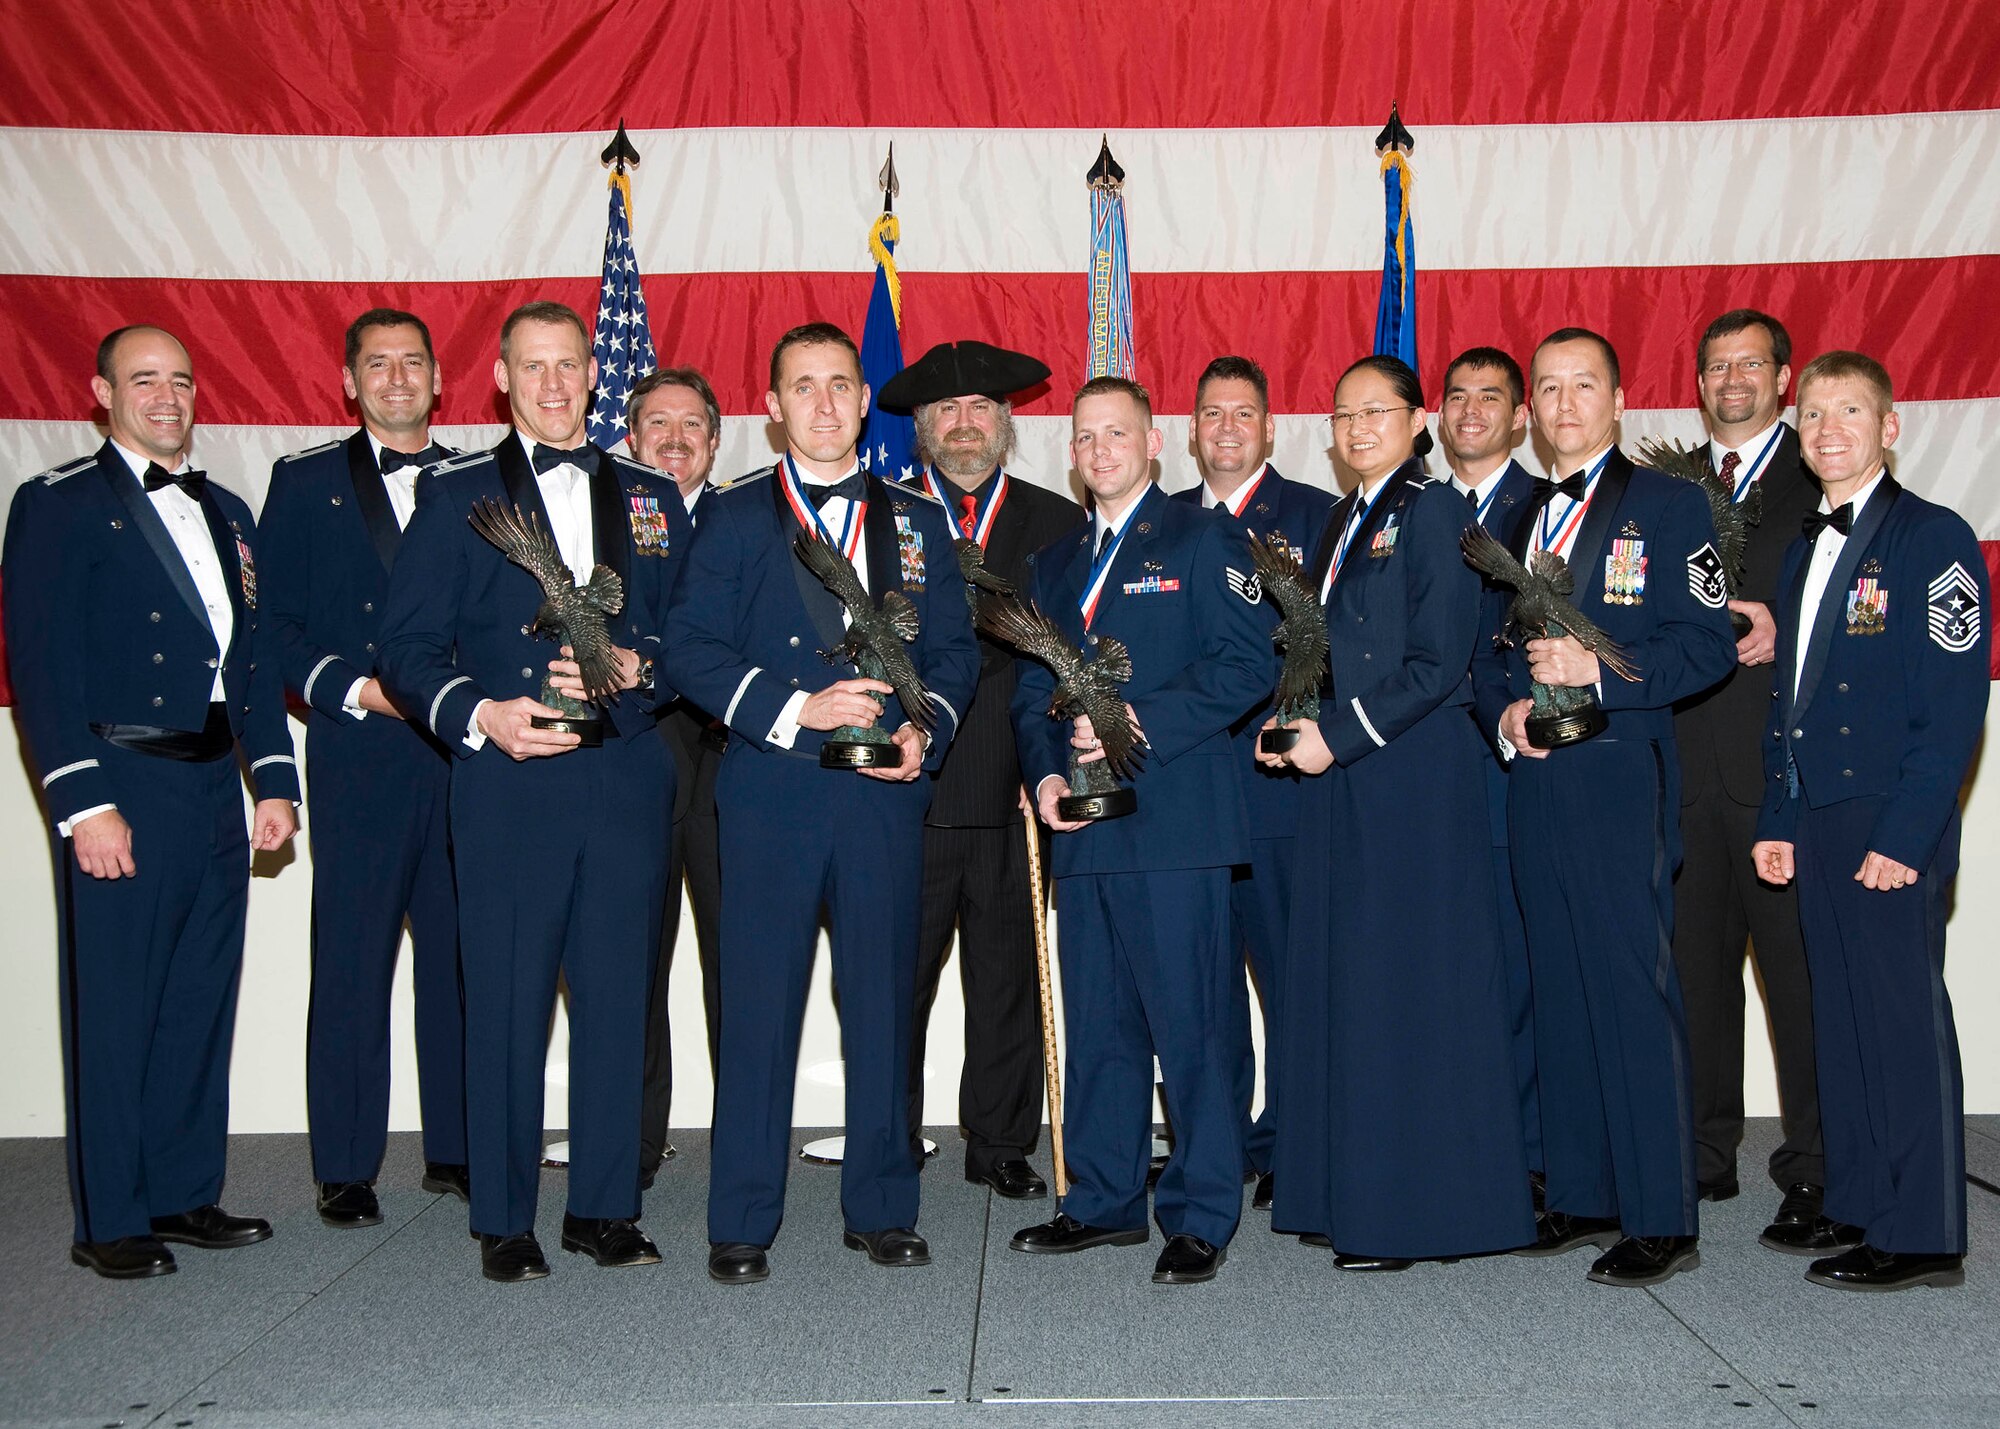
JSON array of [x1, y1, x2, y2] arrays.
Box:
[[1327, 405, 1417, 430], [1702, 359, 1772, 377]]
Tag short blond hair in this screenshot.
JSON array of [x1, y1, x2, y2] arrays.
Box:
[[1798, 350, 1893, 412]]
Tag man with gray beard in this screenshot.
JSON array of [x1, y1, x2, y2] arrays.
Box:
[[880, 341, 1084, 1199]]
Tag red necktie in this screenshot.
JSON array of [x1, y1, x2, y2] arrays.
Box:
[[1717, 450, 1741, 490], [959, 493, 978, 540]]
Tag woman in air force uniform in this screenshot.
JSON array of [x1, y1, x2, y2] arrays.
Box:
[[1264, 355, 1534, 1269]]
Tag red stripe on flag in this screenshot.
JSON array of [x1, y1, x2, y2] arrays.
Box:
[[2, 2, 1996, 135], [3, 258, 1996, 427]]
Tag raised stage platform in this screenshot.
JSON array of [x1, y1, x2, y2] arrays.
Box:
[[4, 1120, 1997, 1428]]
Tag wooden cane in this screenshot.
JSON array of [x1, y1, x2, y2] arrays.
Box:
[[1023, 812, 1068, 1198]]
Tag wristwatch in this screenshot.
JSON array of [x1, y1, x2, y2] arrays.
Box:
[[633, 655, 656, 693]]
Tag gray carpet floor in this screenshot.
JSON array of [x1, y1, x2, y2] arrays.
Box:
[[2, 1119, 1996, 1428]]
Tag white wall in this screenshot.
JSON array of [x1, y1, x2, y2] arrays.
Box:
[[0, 697, 1993, 1139]]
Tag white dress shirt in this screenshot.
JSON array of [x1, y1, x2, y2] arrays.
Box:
[[111, 440, 232, 699], [1198, 461, 1271, 517], [768, 461, 865, 749], [345, 433, 430, 719], [1709, 419, 1784, 504], [70, 443, 235, 834], [1450, 464, 1510, 513], [466, 434, 600, 751], [1793, 467, 1887, 703]]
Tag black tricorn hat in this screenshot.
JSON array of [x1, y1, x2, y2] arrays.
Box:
[[876, 340, 1052, 412]]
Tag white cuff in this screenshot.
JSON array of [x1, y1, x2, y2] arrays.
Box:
[[1350, 696, 1386, 749], [465, 699, 490, 752], [58, 803, 117, 838], [767, 690, 809, 749], [342, 677, 370, 720], [1496, 719, 1517, 764]]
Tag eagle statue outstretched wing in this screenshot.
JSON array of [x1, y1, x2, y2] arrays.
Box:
[[1460, 523, 1640, 683], [977, 595, 1142, 779], [468, 497, 626, 702], [793, 532, 936, 737], [1247, 533, 1329, 718]]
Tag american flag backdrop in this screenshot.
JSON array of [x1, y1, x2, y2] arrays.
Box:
[[1, 1, 1998, 678], [581, 172, 657, 451]]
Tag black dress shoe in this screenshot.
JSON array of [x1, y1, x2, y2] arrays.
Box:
[[421, 1162, 470, 1202], [1805, 1243, 1965, 1292], [1145, 1152, 1169, 1187], [70, 1236, 176, 1279], [1153, 1233, 1224, 1283], [1758, 1183, 1864, 1254], [1587, 1235, 1700, 1286], [1252, 1172, 1274, 1211], [1298, 1232, 1332, 1248], [150, 1204, 272, 1250], [1334, 1251, 1413, 1272], [1010, 1212, 1149, 1254], [843, 1226, 931, 1266], [316, 1180, 383, 1228], [478, 1232, 550, 1283], [969, 1159, 1049, 1199], [1513, 1211, 1621, 1258], [1528, 1169, 1547, 1215], [708, 1242, 770, 1283], [560, 1214, 661, 1268], [1698, 1176, 1740, 1203]]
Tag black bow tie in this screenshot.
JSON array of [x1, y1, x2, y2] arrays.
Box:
[[1534, 472, 1588, 503], [1802, 504, 1854, 540], [379, 445, 441, 476], [532, 442, 592, 477], [805, 472, 868, 509], [142, 462, 207, 499]]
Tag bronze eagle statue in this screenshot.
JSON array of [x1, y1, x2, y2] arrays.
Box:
[[1460, 524, 1640, 683], [793, 531, 935, 737], [955, 537, 1015, 619], [1634, 436, 1762, 597], [976, 595, 1143, 780], [1247, 532, 1329, 725], [467, 497, 626, 703]]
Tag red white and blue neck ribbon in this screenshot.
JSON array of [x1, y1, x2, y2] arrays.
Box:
[[1725, 424, 1784, 503], [1323, 485, 1378, 599], [1079, 515, 1133, 629], [1536, 447, 1614, 561], [1219, 464, 1269, 519], [1471, 476, 1504, 526], [924, 466, 1010, 549], [779, 453, 865, 562]]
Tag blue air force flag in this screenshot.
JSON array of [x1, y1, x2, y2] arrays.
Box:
[[859, 212, 916, 482]]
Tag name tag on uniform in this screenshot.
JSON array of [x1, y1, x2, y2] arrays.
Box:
[[1847, 577, 1887, 635], [1604, 538, 1646, 606], [627, 495, 672, 557], [1369, 512, 1401, 558], [1123, 575, 1181, 595], [896, 514, 926, 587], [234, 535, 258, 610]]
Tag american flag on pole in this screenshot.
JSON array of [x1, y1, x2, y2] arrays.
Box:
[[582, 168, 656, 450]]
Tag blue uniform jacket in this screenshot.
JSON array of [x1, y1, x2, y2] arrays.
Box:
[[1470, 448, 1737, 748], [660, 466, 979, 769], [1171, 466, 1336, 836], [375, 435, 691, 755], [1758, 472, 1990, 870], [1470, 460, 1542, 844], [2, 442, 300, 822], [1304, 462, 1482, 764], [1012, 482, 1276, 876], [260, 431, 456, 725]]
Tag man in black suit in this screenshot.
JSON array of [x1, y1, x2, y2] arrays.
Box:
[[883, 341, 1085, 1200], [628, 367, 726, 1187], [1670, 309, 1828, 1248]]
